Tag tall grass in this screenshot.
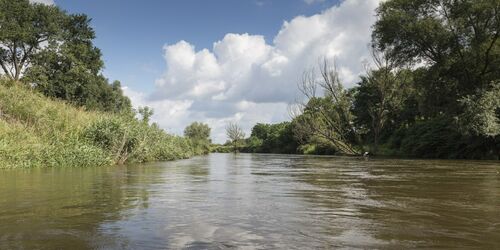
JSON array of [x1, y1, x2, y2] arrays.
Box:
[[0, 80, 194, 168]]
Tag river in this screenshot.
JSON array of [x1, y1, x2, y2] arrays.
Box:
[[0, 153, 499, 249]]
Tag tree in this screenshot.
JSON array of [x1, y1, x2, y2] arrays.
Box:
[[248, 122, 298, 153], [138, 106, 154, 124], [184, 122, 211, 154], [251, 123, 271, 141], [24, 12, 131, 113], [184, 122, 211, 140], [226, 122, 245, 152], [0, 0, 63, 80], [354, 47, 413, 153], [293, 60, 361, 155], [457, 81, 500, 137], [373, 0, 500, 116]]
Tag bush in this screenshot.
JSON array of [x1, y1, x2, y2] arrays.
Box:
[[0, 81, 196, 168], [390, 118, 499, 159]]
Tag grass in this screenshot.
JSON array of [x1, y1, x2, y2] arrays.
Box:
[[0, 80, 195, 169]]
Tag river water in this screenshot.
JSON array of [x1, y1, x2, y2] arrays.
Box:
[[0, 153, 499, 249]]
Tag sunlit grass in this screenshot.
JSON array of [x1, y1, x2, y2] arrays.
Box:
[[0, 80, 194, 168]]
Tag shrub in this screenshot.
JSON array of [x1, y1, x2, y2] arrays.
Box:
[[391, 118, 499, 159], [0, 81, 197, 168]]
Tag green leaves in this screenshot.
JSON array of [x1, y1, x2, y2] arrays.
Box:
[[184, 122, 211, 155], [373, 0, 500, 115], [457, 81, 500, 137], [0, 0, 64, 80], [0, 1, 131, 114]]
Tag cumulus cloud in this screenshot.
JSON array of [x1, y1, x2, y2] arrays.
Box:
[[126, 0, 381, 143], [30, 0, 55, 5]]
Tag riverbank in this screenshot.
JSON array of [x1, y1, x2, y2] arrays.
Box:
[[0, 80, 195, 169]]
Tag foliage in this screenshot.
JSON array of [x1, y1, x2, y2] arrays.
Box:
[[343, 0, 500, 159], [373, 0, 500, 116], [210, 144, 233, 153], [297, 141, 337, 155], [138, 106, 154, 123], [389, 118, 499, 159], [0, 0, 63, 80], [184, 122, 211, 154], [293, 60, 361, 155], [245, 122, 298, 154], [233, 0, 499, 159], [352, 48, 414, 153], [457, 81, 500, 137], [0, 0, 131, 113], [0, 81, 194, 168]]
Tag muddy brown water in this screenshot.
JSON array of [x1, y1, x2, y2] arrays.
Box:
[[1, 153, 499, 249]]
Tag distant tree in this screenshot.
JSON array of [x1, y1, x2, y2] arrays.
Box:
[[251, 123, 271, 139], [0, 0, 64, 81], [138, 106, 154, 124], [184, 122, 211, 140], [184, 122, 211, 154], [226, 122, 245, 152], [249, 122, 298, 153]]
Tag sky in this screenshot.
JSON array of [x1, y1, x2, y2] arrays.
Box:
[[32, 0, 382, 143]]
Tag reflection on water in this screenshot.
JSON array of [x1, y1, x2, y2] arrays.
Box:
[[0, 153, 499, 249]]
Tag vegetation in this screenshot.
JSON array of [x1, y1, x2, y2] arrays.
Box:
[[224, 0, 499, 160], [1, 0, 131, 113], [184, 122, 211, 154], [293, 60, 361, 155], [1, 0, 498, 165], [244, 122, 298, 154], [0, 1, 197, 168], [0, 79, 194, 168]]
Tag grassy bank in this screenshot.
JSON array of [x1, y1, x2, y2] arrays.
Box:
[[0, 80, 194, 169]]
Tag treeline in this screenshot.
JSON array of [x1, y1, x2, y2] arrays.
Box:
[[0, 0, 198, 168], [226, 0, 499, 159]]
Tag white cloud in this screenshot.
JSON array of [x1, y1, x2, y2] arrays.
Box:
[[30, 0, 55, 5], [126, 0, 381, 143], [304, 0, 325, 5]]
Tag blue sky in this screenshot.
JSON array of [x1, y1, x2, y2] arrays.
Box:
[[38, 0, 381, 142], [55, 0, 339, 93]]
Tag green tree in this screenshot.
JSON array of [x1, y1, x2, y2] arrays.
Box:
[[184, 122, 211, 140], [137, 106, 154, 124], [251, 123, 271, 141], [457, 81, 500, 137], [353, 48, 413, 153], [184, 122, 211, 154], [0, 0, 63, 81], [249, 122, 298, 153], [24, 12, 131, 113], [373, 0, 500, 116]]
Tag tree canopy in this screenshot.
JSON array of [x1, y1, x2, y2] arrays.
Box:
[[373, 0, 500, 119], [1, 0, 131, 113]]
